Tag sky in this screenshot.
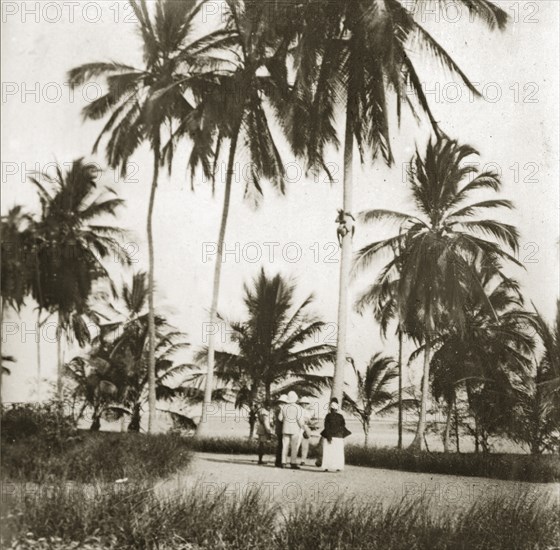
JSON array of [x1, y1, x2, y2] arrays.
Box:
[[1, 0, 559, 407]]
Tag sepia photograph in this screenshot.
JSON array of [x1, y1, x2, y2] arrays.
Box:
[[1, 1, 559, 548]]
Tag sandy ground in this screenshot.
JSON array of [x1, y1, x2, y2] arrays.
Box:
[[158, 452, 560, 514]]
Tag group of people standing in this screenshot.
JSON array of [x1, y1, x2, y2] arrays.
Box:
[[256, 391, 351, 471]]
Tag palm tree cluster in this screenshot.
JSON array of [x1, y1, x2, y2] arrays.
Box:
[[354, 138, 558, 452], [1, 160, 128, 405], [1, 0, 558, 453], [63, 0, 514, 435], [66, 272, 190, 431]]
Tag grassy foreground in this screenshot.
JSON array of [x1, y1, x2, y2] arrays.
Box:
[[188, 436, 560, 483], [3, 482, 558, 549]]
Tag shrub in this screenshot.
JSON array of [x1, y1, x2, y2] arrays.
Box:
[[1, 402, 77, 445], [1, 432, 192, 483], [343, 445, 560, 483]]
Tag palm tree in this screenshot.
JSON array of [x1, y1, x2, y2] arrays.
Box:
[[343, 354, 417, 446], [196, 268, 335, 436], [65, 356, 119, 430], [533, 300, 560, 420], [428, 271, 535, 451], [506, 300, 560, 453], [355, 137, 521, 450], [355, 235, 408, 447], [284, 0, 508, 405], [165, 0, 295, 435], [28, 159, 128, 403], [74, 272, 190, 431], [1, 206, 35, 404], [67, 0, 221, 432]]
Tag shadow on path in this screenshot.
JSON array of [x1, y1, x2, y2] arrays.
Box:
[[200, 456, 329, 474]]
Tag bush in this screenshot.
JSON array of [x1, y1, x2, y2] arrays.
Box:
[[1, 431, 192, 483], [4, 481, 558, 549], [343, 445, 560, 483], [1, 402, 77, 445], [186, 436, 277, 455]]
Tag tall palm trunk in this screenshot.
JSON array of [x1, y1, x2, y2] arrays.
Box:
[[443, 397, 454, 453], [454, 400, 460, 453], [146, 141, 160, 434], [410, 340, 431, 450], [128, 402, 142, 432], [36, 310, 42, 401], [363, 420, 369, 447], [0, 297, 4, 407], [397, 329, 403, 449], [56, 314, 64, 404], [332, 76, 355, 404], [198, 127, 240, 436]]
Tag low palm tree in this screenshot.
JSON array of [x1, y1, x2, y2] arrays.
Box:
[[28, 159, 128, 402], [196, 268, 335, 436], [65, 356, 119, 430], [533, 300, 560, 420], [503, 300, 560, 454], [355, 237, 407, 447], [80, 272, 190, 432], [355, 137, 521, 450], [343, 354, 417, 446], [428, 270, 535, 452]]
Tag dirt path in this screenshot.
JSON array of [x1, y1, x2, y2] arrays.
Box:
[[158, 452, 560, 513]]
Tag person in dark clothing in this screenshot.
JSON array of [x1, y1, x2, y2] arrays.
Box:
[[320, 398, 351, 471], [256, 402, 273, 465], [274, 394, 288, 467]]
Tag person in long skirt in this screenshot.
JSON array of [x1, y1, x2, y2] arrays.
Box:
[[320, 398, 351, 472]]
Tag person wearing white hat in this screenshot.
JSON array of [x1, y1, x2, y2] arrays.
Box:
[[273, 394, 289, 468], [279, 391, 309, 469], [297, 396, 318, 465]]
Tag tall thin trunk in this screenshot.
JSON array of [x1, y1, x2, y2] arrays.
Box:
[[249, 409, 257, 438], [332, 71, 355, 404], [410, 340, 431, 450], [363, 420, 369, 447], [128, 402, 141, 432], [0, 298, 4, 407], [56, 315, 64, 404], [474, 422, 480, 453], [466, 382, 479, 453], [146, 142, 160, 434], [454, 400, 460, 453], [397, 329, 403, 449], [198, 126, 240, 436], [265, 383, 271, 407], [443, 399, 453, 453], [36, 310, 42, 401]]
